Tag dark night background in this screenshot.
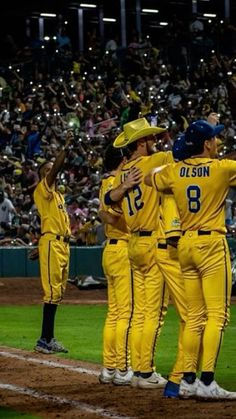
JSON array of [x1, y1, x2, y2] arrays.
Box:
[[0, 0, 235, 61]]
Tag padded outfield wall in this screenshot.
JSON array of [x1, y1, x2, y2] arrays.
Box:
[[1, 240, 236, 288], [0, 246, 104, 278]]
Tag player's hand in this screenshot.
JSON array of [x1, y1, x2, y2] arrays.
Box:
[[207, 112, 219, 126], [123, 167, 142, 189]]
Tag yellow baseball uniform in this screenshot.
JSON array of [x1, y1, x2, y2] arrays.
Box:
[[34, 177, 71, 304], [78, 219, 101, 245], [152, 157, 235, 373], [156, 194, 187, 384], [111, 151, 173, 374], [99, 175, 132, 371]]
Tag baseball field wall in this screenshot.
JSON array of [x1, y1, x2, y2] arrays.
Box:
[[0, 246, 104, 277], [1, 239, 236, 278]]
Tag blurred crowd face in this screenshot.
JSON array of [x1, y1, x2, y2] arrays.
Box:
[[30, 122, 39, 132]]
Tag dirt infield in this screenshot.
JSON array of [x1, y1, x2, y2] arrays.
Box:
[[0, 277, 107, 305], [0, 278, 236, 418]]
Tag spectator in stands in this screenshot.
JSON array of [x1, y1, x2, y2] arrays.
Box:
[[20, 160, 39, 195], [25, 121, 42, 158], [76, 207, 102, 245], [0, 187, 17, 234], [0, 14, 235, 246]]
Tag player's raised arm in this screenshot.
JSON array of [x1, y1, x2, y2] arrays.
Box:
[[46, 130, 74, 187], [104, 166, 142, 205]]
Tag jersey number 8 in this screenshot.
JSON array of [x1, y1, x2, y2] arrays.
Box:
[[187, 185, 201, 213]]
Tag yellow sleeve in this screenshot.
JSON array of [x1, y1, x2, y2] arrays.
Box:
[[99, 177, 115, 210], [151, 164, 173, 192], [161, 194, 181, 238], [99, 175, 124, 223], [224, 160, 236, 186]]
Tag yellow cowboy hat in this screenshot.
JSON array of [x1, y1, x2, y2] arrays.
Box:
[[113, 118, 166, 148]]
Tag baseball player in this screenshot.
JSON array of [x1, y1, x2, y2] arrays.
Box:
[[156, 193, 188, 398], [104, 118, 173, 389], [145, 119, 236, 400], [33, 130, 74, 354], [98, 144, 133, 386]]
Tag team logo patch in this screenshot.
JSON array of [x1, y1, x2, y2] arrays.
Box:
[[171, 217, 180, 227]]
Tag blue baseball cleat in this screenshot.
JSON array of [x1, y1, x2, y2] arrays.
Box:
[[163, 380, 180, 398]]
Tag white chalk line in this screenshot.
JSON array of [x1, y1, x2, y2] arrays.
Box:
[[0, 383, 132, 419], [0, 350, 99, 376], [0, 349, 133, 419]]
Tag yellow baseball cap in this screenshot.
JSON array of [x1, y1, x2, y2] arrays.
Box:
[[113, 118, 166, 148]]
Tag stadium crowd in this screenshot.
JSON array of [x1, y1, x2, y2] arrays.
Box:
[[0, 14, 236, 247]]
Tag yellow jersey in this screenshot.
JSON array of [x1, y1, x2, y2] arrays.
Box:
[[34, 177, 71, 236], [78, 219, 101, 245], [158, 193, 181, 240], [152, 157, 236, 234], [111, 152, 173, 233], [99, 176, 130, 240]]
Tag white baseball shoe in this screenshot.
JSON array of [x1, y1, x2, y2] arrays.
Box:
[[138, 372, 167, 389], [179, 378, 200, 399], [99, 367, 116, 384], [196, 380, 236, 400], [112, 368, 133, 385]]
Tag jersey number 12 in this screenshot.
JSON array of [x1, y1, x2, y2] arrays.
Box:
[[125, 185, 144, 216]]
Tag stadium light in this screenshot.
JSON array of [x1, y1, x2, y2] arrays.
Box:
[[142, 9, 159, 13], [40, 13, 57, 17], [203, 13, 216, 17], [159, 22, 168, 26], [80, 3, 97, 7], [103, 17, 116, 22]]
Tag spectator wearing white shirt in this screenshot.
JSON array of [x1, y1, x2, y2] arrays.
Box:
[[0, 188, 17, 233]]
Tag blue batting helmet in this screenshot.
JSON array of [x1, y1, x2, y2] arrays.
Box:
[[172, 134, 193, 161]]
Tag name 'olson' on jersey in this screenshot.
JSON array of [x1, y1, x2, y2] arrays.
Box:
[[179, 166, 210, 178]]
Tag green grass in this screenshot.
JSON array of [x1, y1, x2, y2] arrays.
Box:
[[0, 304, 105, 364], [0, 304, 236, 388], [0, 407, 40, 418]]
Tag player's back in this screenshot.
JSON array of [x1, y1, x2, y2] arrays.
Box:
[[114, 154, 165, 232], [166, 158, 236, 233]]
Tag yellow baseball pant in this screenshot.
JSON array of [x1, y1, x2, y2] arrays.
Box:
[[128, 234, 168, 373], [102, 239, 132, 371], [156, 243, 187, 384], [178, 231, 232, 373], [39, 234, 70, 304]]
